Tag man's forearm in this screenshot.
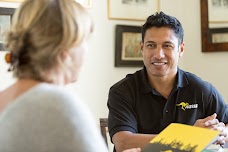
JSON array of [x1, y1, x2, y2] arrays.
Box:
[[112, 131, 157, 152]]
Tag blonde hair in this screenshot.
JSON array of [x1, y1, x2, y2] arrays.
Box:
[[6, 0, 93, 83]]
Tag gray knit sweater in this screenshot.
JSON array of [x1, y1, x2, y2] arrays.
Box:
[[0, 83, 108, 152]]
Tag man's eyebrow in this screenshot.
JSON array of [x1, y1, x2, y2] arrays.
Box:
[[145, 41, 155, 43], [163, 41, 174, 44]]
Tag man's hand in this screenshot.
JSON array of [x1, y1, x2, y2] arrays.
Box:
[[213, 125, 227, 146], [194, 113, 218, 128], [194, 113, 227, 146], [122, 148, 141, 152]]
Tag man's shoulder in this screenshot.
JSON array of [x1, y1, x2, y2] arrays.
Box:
[[182, 70, 207, 82], [180, 69, 213, 89], [111, 68, 143, 90]]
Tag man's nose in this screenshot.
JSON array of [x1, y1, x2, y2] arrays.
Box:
[[154, 46, 165, 59]]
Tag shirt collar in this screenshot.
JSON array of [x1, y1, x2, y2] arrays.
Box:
[[140, 67, 189, 94], [140, 66, 153, 93], [176, 68, 189, 88]]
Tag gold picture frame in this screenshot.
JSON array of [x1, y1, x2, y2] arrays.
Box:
[[0, 0, 23, 2], [108, 0, 160, 21], [0, 0, 92, 7], [75, 0, 92, 7]]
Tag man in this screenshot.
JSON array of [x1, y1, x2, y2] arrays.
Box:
[[107, 12, 228, 152]]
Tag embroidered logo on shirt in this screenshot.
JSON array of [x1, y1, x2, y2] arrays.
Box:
[[176, 102, 198, 111]]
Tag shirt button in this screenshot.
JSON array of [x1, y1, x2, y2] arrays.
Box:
[[166, 110, 168, 113]]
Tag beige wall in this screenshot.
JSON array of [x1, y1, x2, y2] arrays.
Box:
[[0, 0, 228, 126], [0, 2, 18, 90], [160, 0, 228, 103]]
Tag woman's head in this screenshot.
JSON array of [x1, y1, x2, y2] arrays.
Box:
[[6, 0, 93, 84]]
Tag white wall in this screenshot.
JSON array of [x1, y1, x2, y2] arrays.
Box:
[[1, 0, 228, 127], [68, 0, 144, 120], [0, 2, 19, 89], [160, 0, 228, 102], [79, 0, 228, 122]]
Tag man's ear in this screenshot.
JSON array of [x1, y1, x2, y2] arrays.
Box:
[[140, 41, 143, 52], [179, 42, 185, 57]]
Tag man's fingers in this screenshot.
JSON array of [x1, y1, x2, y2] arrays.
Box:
[[203, 113, 217, 123], [210, 122, 225, 131], [194, 113, 219, 128], [220, 131, 227, 137], [215, 136, 225, 146], [122, 148, 141, 152], [205, 119, 219, 127]]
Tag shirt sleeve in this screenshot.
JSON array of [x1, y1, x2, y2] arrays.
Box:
[[107, 85, 138, 140], [206, 85, 228, 124]]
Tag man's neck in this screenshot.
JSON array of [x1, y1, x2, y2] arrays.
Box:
[[148, 74, 177, 99]]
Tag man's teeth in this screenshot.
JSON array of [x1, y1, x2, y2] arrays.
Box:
[[153, 62, 165, 65]]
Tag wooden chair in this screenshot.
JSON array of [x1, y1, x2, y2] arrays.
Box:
[[99, 118, 108, 147]]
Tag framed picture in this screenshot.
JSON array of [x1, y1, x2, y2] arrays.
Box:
[[210, 28, 228, 43], [115, 25, 143, 67], [200, 0, 228, 52], [0, 0, 92, 7], [76, 0, 92, 7], [108, 0, 160, 21], [0, 0, 23, 2], [0, 7, 15, 51], [208, 0, 228, 24]]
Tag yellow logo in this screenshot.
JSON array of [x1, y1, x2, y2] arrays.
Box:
[[176, 102, 189, 111], [161, 150, 172, 152], [176, 102, 198, 111]]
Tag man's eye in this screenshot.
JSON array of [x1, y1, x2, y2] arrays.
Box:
[[164, 44, 173, 49], [147, 44, 155, 48]]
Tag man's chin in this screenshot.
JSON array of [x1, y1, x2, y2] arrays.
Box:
[[149, 69, 167, 77], [153, 73, 166, 77]]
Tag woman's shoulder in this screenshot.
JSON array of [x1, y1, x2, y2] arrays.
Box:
[[0, 83, 95, 133], [21, 83, 87, 112], [0, 83, 108, 152], [1, 83, 88, 119]]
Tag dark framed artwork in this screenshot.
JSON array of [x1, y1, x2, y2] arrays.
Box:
[[201, 0, 228, 52], [0, 7, 15, 51], [115, 25, 143, 67]]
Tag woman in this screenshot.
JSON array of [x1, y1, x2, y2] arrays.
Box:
[[0, 0, 106, 151], [0, 0, 140, 152]]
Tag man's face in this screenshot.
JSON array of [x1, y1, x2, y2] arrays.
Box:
[[140, 27, 184, 79]]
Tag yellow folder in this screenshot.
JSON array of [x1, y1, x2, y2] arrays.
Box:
[[143, 123, 220, 152]]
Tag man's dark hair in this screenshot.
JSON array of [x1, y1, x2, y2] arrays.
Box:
[[142, 11, 184, 44]]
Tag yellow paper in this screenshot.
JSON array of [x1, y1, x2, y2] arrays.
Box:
[[149, 123, 220, 152]]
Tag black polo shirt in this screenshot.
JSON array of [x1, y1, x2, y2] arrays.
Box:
[[108, 67, 228, 139]]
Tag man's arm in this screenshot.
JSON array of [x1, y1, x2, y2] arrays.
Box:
[[112, 131, 157, 152], [194, 113, 227, 146]]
